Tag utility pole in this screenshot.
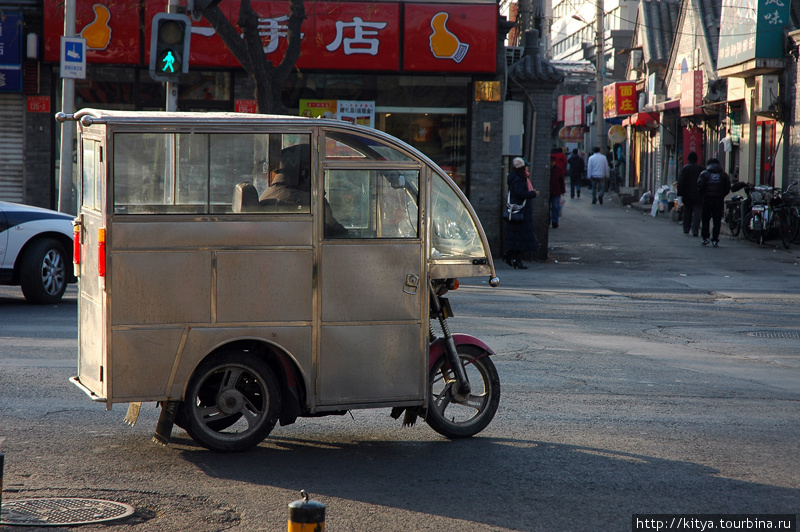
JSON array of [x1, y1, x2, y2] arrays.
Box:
[[57, 0, 76, 213], [166, 0, 180, 112], [595, 0, 605, 152]]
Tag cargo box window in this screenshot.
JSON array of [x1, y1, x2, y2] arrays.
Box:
[[81, 139, 102, 211], [113, 132, 310, 215]]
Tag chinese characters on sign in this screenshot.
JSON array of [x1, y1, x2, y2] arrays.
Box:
[[603, 82, 637, 118], [680, 71, 703, 117], [683, 127, 703, 165], [44, 1, 495, 74], [718, 0, 791, 70]]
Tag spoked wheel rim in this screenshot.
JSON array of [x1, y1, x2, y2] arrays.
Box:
[[41, 248, 66, 296], [431, 360, 490, 424], [181, 352, 281, 452], [426, 346, 500, 438]]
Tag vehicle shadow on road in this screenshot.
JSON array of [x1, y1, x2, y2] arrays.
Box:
[[175, 433, 798, 531]]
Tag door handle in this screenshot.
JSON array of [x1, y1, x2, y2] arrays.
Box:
[[404, 274, 420, 295]]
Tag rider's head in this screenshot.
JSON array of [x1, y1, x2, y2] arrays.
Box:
[[688, 152, 698, 163]]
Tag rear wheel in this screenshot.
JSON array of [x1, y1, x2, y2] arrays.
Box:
[[742, 213, 758, 242], [426, 345, 500, 439], [727, 206, 741, 237], [180, 350, 281, 452], [776, 209, 792, 249], [20, 238, 68, 304]]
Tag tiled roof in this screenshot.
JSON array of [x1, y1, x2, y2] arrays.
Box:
[[508, 31, 564, 83], [640, 0, 681, 66]]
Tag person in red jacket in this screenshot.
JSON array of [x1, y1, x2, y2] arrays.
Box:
[[549, 153, 566, 228], [551, 147, 568, 175]]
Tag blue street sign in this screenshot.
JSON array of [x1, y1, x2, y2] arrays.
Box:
[[60, 36, 87, 79]]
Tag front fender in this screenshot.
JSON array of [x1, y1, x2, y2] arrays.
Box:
[[429, 334, 495, 370]]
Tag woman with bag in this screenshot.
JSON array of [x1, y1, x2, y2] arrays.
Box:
[[503, 157, 539, 269]]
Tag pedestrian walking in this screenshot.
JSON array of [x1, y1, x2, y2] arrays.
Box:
[[697, 158, 731, 247], [676, 151, 704, 237], [503, 157, 539, 269], [550, 153, 566, 228], [567, 148, 585, 198], [587, 146, 610, 204], [551, 147, 568, 175]]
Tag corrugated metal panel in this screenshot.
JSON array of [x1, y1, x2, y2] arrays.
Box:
[[0, 94, 25, 203]]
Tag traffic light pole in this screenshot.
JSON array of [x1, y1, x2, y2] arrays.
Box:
[[166, 0, 180, 112]]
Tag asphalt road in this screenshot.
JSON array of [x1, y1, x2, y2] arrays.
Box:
[[1, 193, 798, 531]]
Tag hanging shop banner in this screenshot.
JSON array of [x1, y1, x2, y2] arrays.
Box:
[[558, 126, 572, 141], [0, 13, 23, 92], [403, 4, 497, 73], [680, 71, 703, 117], [718, 0, 791, 70], [564, 95, 586, 127], [557, 95, 568, 122], [44, 0, 141, 64], [337, 100, 375, 127], [602, 82, 637, 118], [683, 128, 703, 165]]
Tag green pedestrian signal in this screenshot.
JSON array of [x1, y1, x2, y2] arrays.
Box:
[[149, 13, 191, 82]]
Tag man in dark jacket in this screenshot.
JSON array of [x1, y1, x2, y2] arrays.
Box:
[[567, 149, 585, 198], [676, 151, 704, 237], [697, 158, 731, 247]]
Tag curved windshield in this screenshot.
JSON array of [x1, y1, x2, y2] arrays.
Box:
[[430, 172, 486, 258]]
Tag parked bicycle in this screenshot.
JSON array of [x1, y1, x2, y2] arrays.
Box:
[[742, 185, 792, 248], [724, 182, 750, 237], [782, 181, 800, 244]]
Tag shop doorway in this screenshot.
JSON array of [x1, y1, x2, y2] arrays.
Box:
[[755, 118, 776, 186]]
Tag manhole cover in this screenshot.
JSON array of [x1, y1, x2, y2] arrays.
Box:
[[1, 498, 135, 527], [746, 331, 800, 339]]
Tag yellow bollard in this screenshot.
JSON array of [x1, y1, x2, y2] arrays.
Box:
[[288, 490, 325, 532]]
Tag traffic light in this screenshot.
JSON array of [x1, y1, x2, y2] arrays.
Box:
[[149, 13, 191, 83]]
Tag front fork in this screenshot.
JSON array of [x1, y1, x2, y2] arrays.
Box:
[[430, 285, 471, 397]]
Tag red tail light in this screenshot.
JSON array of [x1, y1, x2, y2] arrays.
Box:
[[98, 228, 106, 278], [72, 222, 81, 277]]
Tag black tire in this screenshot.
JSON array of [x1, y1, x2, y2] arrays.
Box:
[[742, 212, 758, 242], [425, 345, 500, 439], [20, 238, 68, 304], [776, 210, 791, 249], [728, 207, 741, 237], [789, 207, 800, 244], [180, 351, 281, 452]]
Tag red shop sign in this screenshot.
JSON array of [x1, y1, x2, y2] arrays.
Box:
[[403, 4, 497, 73], [680, 71, 703, 117], [682, 127, 703, 165], [44, 0, 141, 64], [603, 82, 637, 118], [564, 95, 586, 127], [313, 2, 400, 71]]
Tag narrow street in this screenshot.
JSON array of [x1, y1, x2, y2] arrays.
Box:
[[1, 192, 799, 531]]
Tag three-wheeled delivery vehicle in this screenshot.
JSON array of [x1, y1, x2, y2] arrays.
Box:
[[61, 109, 500, 452]]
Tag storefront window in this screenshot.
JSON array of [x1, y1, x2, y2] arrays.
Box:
[[283, 73, 469, 192]]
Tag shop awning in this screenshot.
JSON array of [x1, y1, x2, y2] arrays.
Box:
[[650, 99, 680, 112], [622, 112, 659, 128]]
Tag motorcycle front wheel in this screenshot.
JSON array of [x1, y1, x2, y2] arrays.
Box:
[[426, 344, 500, 439]]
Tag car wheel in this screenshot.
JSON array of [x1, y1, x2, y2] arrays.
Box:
[[20, 238, 68, 304]]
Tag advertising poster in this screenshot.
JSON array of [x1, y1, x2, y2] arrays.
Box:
[[299, 99, 337, 118], [337, 100, 374, 127]]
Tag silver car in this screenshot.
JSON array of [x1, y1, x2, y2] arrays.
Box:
[[0, 201, 76, 303]]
